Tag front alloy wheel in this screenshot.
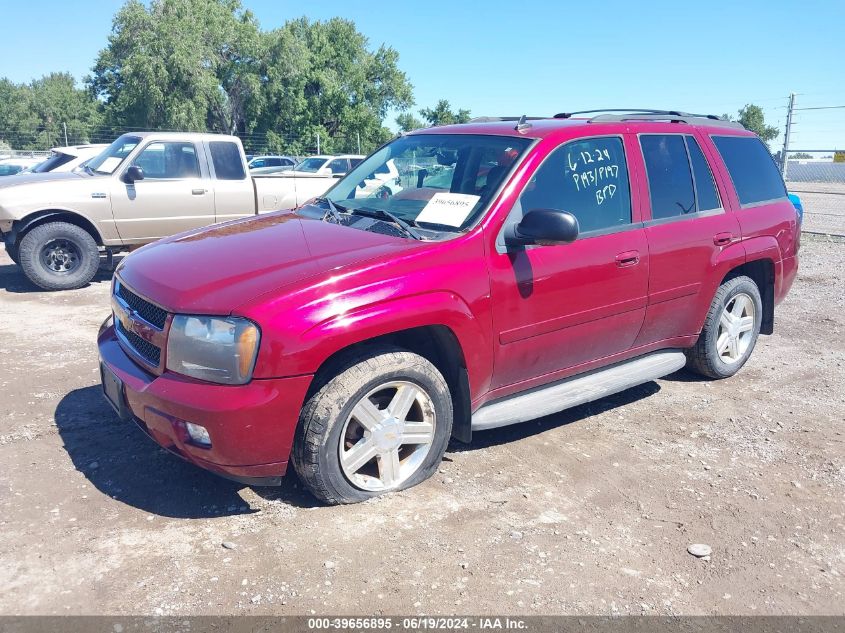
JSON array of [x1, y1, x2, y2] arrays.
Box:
[[339, 381, 437, 492], [292, 347, 453, 505]]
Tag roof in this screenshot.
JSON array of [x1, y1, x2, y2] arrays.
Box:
[[120, 131, 242, 142], [410, 111, 751, 140]]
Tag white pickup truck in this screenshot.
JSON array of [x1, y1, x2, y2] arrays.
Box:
[[0, 133, 368, 290]]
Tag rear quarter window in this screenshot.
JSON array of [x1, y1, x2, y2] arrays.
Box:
[[712, 136, 786, 206], [210, 142, 246, 180]]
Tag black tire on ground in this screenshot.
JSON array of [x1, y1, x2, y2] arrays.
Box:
[[18, 222, 100, 291], [685, 275, 763, 379], [292, 346, 453, 505]]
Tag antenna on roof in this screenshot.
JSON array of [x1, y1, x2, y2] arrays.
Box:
[[515, 115, 532, 132]]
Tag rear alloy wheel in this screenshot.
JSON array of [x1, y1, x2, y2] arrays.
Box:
[[715, 293, 756, 365], [686, 275, 762, 379], [293, 346, 453, 505], [18, 222, 101, 291]]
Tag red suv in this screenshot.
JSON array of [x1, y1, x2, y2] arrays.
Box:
[[98, 110, 799, 504]]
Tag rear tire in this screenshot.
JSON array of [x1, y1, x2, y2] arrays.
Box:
[[292, 346, 453, 505], [686, 275, 762, 379], [18, 222, 100, 291]]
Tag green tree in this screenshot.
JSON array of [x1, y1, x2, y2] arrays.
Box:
[[735, 104, 778, 144], [420, 100, 471, 126], [258, 17, 414, 155], [395, 112, 424, 132], [89, 0, 264, 134], [0, 74, 100, 149], [790, 152, 813, 159], [834, 151, 845, 163]]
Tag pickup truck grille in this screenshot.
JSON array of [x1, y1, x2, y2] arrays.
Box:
[[115, 319, 162, 366], [116, 282, 168, 330]]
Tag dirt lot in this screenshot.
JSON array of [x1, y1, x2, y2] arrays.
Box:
[[0, 234, 843, 616]]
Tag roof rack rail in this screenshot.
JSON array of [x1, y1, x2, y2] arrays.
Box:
[[553, 109, 744, 130], [590, 113, 743, 129], [469, 116, 545, 123], [554, 109, 682, 119]]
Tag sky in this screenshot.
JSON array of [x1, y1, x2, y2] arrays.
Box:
[[2, 0, 843, 152]]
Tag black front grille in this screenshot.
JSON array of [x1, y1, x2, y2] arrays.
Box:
[[116, 282, 168, 329], [116, 320, 161, 366]]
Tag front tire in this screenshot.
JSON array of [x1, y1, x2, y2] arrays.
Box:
[[292, 346, 453, 505], [18, 222, 100, 291], [686, 275, 762, 379]]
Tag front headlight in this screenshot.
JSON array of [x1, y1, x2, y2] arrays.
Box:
[[166, 315, 260, 385]]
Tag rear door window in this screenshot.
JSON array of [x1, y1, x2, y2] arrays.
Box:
[[210, 142, 246, 180], [712, 135, 787, 206], [686, 136, 721, 212], [519, 136, 632, 234], [640, 135, 696, 219]]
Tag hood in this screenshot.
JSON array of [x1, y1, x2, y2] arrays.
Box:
[[117, 212, 425, 314], [0, 170, 89, 190]]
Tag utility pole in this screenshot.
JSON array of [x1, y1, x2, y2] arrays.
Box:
[[781, 93, 795, 179], [316, 133, 320, 155], [62, 122, 68, 147], [356, 132, 361, 155]]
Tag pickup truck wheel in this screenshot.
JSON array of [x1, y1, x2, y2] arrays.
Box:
[[686, 275, 762, 379], [18, 222, 100, 291], [292, 347, 453, 505]]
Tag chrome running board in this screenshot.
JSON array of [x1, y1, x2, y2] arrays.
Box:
[[471, 350, 686, 431]]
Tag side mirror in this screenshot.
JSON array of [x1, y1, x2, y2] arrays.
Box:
[[507, 209, 579, 246], [123, 165, 144, 184]]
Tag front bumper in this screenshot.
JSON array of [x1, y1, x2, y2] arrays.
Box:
[[97, 323, 312, 485]]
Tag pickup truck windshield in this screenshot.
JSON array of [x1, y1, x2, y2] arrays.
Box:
[[294, 157, 327, 173], [326, 134, 531, 232], [86, 135, 141, 175]]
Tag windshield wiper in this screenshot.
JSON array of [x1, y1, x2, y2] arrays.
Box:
[[350, 207, 424, 241], [315, 197, 348, 223]]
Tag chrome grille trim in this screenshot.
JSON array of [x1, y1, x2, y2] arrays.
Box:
[[111, 278, 171, 373], [115, 320, 161, 366], [115, 280, 167, 330]]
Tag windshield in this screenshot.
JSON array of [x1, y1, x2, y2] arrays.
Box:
[[86, 135, 141, 175], [32, 152, 74, 173], [325, 134, 531, 232], [294, 157, 327, 173]]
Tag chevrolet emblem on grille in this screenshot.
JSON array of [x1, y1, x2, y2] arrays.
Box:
[[113, 299, 158, 344]]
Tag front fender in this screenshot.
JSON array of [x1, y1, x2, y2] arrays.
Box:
[[255, 290, 494, 399], [9, 209, 105, 245]]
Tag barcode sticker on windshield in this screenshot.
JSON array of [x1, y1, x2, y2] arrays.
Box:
[[416, 193, 480, 227]]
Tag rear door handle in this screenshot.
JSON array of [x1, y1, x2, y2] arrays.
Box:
[[192, 188, 207, 196], [713, 232, 734, 246], [615, 250, 640, 267]]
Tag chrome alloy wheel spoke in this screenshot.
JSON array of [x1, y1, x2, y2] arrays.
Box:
[[339, 381, 436, 492]]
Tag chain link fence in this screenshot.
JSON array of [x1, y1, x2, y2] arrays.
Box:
[[0, 126, 384, 159]]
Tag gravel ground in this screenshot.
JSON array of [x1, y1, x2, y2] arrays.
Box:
[[0, 232, 843, 616]]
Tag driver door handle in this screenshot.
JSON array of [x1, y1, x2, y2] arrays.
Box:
[[615, 250, 640, 267], [192, 188, 207, 195]]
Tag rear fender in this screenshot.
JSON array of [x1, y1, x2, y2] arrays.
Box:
[[691, 239, 747, 332]]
